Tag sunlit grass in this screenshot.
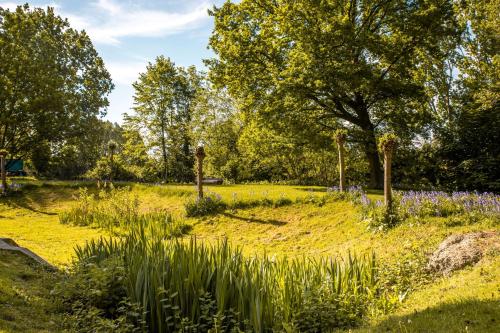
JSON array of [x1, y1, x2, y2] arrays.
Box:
[[1, 180, 498, 332]]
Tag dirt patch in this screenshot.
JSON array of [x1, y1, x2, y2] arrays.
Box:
[[427, 231, 499, 276]]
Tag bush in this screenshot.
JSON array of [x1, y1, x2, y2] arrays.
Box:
[[361, 200, 402, 231], [184, 193, 227, 217], [53, 256, 141, 332]]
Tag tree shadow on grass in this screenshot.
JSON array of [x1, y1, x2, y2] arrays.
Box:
[[368, 299, 499, 332], [222, 212, 287, 226], [1, 189, 60, 216], [293, 187, 327, 193]]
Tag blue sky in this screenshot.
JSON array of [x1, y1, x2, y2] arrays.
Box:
[[0, 0, 226, 123]]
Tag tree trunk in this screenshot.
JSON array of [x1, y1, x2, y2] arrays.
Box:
[[363, 128, 383, 189], [109, 151, 114, 182], [337, 141, 346, 191], [384, 150, 393, 205], [160, 121, 168, 182], [0, 155, 6, 194], [195, 146, 205, 199]]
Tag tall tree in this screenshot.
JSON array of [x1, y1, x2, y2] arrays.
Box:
[[207, 0, 460, 188], [0, 5, 113, 161], [433, 0, 500, 191], [131, 56, 199, 182]]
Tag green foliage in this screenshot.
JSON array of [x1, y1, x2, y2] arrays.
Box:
[[68, 228, 389, 332], [59, 186, 191, 236], [333, 129, 348, 143], [184, 193, 227, 217], [53, 255, 141, 333], [129, 56, 199, 183], [0, 4, 113, 161], [208, 0, 460, 188], [378, 133, 398, 153], [362, 202, 402, 231]]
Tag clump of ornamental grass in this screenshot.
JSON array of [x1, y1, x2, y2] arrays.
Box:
[[64, 220, 395, 332]]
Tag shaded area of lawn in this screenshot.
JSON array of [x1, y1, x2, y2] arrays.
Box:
[[0, 250, 63, 333], [368, 299, 499, 332]]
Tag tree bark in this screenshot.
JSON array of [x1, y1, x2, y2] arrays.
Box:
[[384, 150, 393, 206], [0, 155, 6, 194], [337, 141, 346, 191], [363, 128, 383, 189], [195, 146, 205, 199], [109, 150, 114, 182], [160, 119, 168, 182]]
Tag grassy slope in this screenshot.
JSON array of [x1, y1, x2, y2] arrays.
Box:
[[0, 181, 499, 332], [0, 182, 102, 267], [353, 255, 500, 333], [0, 250, 63, 333]]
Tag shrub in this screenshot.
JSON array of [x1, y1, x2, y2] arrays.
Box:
[[53, 255, 142, 333], [184, 193, 227, 217], [361, 198, 402, 231]]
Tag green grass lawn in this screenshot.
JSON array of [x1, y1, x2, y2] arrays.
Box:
[[0, 180, 498, 332], [0, 250, 63, 333]]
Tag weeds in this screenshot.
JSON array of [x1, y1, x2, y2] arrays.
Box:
[[59, 186, 191, 236]]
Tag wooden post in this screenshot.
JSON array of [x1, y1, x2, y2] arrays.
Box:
[[334, 130, 347, 191], [379, 134, 397, 207], [195, 146, 205, 199], [0, 150, 7, 194]]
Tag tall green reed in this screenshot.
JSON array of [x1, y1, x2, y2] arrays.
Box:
[[76, 220, 383, 332]]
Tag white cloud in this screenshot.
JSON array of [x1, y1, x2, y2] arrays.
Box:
[[0, 2, 18, 10], [77, 0, 211, 45], [106, 60, 148, 85], [2, 0, 212, 45]]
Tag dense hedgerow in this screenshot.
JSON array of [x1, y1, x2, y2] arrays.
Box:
[[59, 221, 394, 332]]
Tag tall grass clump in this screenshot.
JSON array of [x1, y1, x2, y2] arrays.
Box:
[[68, 222, 390, 332], [59, 186, 191, 236]]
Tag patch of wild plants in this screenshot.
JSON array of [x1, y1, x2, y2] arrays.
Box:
[[376, 251, 431, 314], [59, 185, 190, 236], [59, 221, 400, 332], [360, 190, 500, 230], [53, 255, 142, 333], [326, 185, 365, 203], [184, 192, 227, 217], [185, 192, 296, 217]]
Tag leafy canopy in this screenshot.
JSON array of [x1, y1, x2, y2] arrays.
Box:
[[0, 4, 113, 158]]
